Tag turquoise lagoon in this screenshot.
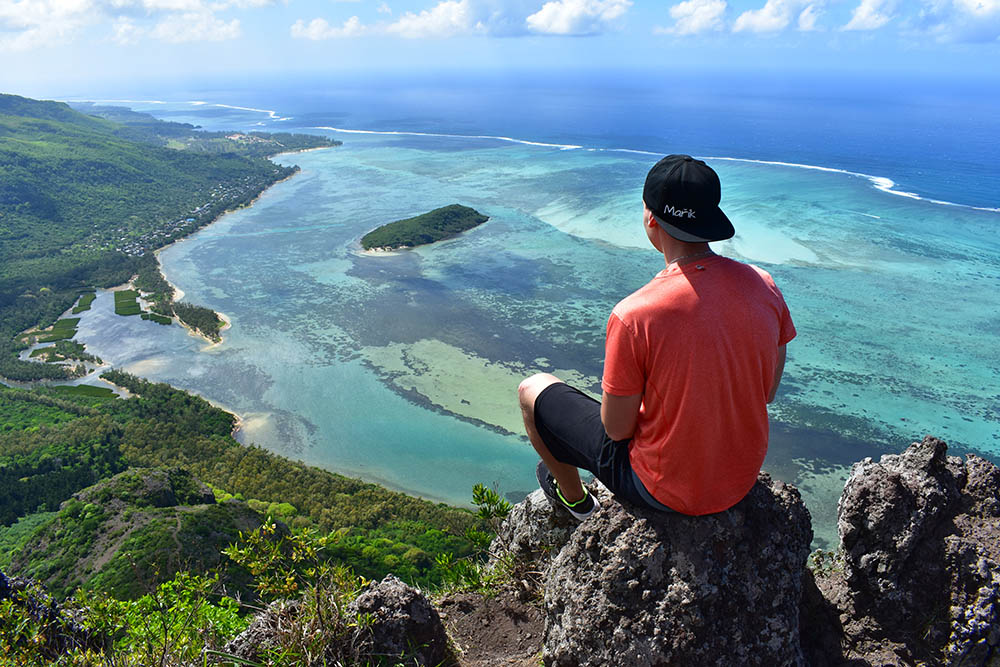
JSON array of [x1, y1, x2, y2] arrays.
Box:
[[71, 130, 1000, 549]]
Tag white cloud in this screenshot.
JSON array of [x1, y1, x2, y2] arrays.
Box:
[[112, 15, 144, 43], [290, 0, 621, 39], [843, 0, 895, 30], [0, 0, 96, 50], [915, 0, 1000, 42], [525, 0, 632, 35], [385, 0, 474, 38], [733, 0, 797, 32], [138, 0, 205, 10], [0, 0, 275, 50], [797, 3, 820, 30], [655, 0, 727, 35], [954, 0, 1000, 15], [290, 16, 366, 39], [150, 10, 241, 41]]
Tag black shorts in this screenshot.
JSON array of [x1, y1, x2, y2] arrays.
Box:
[[533, 382, 674, 512]]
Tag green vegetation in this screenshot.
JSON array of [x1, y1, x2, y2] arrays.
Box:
[[0, 416, 126, 526], [132, 255, 174, 310], [1, 373, 484, 601], [140, 311, 172, 325], [0, 386, 84, 431], [0, 94, 517, 665], [28, 340, 102, 364], [28, 317, 80, 344], [0, 476, 512, 666], [6, 467, 262, 600], [51, 385, 116, 399], [361, 203, 489, 250], [0, 93, 337, 382], [113, 289, 141, 316], [172, 301, 223, 341], [71, 102, 341, 158], [0, 511, 57, 568], [0, 570, 248, 667], [71, 291, 96, 314]]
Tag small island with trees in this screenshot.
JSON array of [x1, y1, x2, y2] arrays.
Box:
[[361, 204, 489, 251]]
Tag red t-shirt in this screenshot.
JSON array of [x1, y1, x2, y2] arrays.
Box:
[[601, 255, 796, 515]]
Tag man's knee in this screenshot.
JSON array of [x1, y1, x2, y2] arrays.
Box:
[[518, 373, 563, 411]]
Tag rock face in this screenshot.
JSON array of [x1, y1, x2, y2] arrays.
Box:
[[489, 488, 579, 571], [224, 575, 450, 666], [496, 473, 813, 666], [806, 436, 1000, 665], [347, 574, 451, 666]]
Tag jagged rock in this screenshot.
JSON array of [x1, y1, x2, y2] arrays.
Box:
[[540, 472, 812, 666], [0, 571, 104, 658], [807, 436, 1000, 665], [221, 576, 449, 666], [347, 574, 451, 666], [489, 487, 584, 572]]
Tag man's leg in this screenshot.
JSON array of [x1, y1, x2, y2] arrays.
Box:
[[517, 373, 586, 503]]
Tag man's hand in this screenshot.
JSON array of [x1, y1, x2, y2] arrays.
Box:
[[601, 391, 643, 441]]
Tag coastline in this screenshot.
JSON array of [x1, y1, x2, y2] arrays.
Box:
[[149, 149, 331, 345], [5, 146, 326, 387]]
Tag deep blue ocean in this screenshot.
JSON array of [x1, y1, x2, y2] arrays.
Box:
[[63, 70, 1000, 548]]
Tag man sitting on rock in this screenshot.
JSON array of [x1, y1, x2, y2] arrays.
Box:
[[518, 154, 796, 520]]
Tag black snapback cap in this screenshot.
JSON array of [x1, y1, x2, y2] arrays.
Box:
[[643, 154, 734, 242]]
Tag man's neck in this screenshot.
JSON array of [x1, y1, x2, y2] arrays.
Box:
[[663, 241, 713, 267]]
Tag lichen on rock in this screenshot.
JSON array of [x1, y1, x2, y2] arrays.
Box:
[[493, 473, 813, 666], [805, 435, 1000, 665]]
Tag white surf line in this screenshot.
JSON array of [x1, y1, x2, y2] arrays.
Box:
[[316, 127, 999, 211], [207, 102, 288, 121], [189, 101, 292, 122], [702, 156, 1000, 213], [72, 98, 167, 105], [313, 126, 583, 151]]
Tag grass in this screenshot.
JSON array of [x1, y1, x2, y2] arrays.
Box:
[[29, 346, 60, 361], [140, 312, 172, 325], [71, 291, 97, 314], [114, 290, 142, 316], [36, 318, 80, 343], [51, 385, 117, 399]]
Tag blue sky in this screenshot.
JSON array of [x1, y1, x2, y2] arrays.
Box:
[[2, 0, 999, 96]]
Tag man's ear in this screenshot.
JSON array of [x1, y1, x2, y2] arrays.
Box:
[[644, 206, 657, 227]]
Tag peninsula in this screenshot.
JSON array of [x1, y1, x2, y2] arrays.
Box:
[[0, 93, 339, 381], [361, 204, 488, 251]]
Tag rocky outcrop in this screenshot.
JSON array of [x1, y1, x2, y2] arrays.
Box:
[[348, 574, 451, 666], [539, 474, 812, 666], [223, 575, 451, 666], [0, 571, 105, 660], [489, 488, 579, 571], [803, 436, 1000, 665]]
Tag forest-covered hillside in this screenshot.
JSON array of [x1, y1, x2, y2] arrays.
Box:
[[0, 95, 512, 665], [0, 375, 480, 593], [0, 93, 339, 381]]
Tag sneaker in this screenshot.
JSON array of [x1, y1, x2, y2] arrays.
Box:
[[536, 460, 599, 521]]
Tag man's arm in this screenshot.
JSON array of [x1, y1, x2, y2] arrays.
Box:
[[767, 344, 787, 404], [601, 391, 643, 441]]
